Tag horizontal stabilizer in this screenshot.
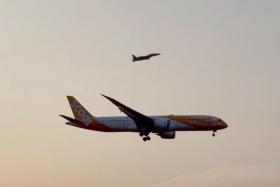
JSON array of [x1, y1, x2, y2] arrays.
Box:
[[59, 115, 84, 125]]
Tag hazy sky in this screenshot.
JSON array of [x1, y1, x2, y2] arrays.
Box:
[[0, 0, 279, 186]]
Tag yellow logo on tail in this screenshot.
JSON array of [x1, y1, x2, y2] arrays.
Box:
[[67, 96, 93, 126]]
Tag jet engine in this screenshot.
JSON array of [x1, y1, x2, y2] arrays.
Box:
[[157, 131, 176, 139]]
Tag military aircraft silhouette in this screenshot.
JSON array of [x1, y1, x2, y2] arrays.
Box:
[[132, 53, 160, 62]]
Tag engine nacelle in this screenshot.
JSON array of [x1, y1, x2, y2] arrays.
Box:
[[157, 131, 176, 139], [153, 118, 171, 131]]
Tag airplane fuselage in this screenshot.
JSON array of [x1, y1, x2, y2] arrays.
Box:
[[132, 53, 160, 62], [66, 115, 227, 133], [61, 95, 228, 140], [134, 56, 150, 61]]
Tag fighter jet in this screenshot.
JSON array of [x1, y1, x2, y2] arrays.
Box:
[[132, 53, 160, 62]]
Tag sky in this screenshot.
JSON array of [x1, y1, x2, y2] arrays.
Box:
[[0, 0, 279, 186]]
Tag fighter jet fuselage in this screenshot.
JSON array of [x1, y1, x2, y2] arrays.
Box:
[[132, 53, 160, 62]]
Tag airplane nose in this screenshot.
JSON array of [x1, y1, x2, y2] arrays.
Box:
[[222, 121, 228, 129]]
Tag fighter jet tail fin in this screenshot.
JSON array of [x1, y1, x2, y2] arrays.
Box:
[[132, 55, 137, 62]]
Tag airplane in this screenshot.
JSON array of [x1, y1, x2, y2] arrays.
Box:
[[132, 53, 160, 62], [60, 95, 228, 141]]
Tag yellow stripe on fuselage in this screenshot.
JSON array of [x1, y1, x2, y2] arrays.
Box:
[[166, 115, 222, 130]]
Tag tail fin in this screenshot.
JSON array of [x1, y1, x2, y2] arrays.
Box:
[[132, 55, 137, 61], [66, 96, 94, 126]]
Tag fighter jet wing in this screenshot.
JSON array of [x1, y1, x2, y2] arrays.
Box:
[[101, 94, 154, 131]]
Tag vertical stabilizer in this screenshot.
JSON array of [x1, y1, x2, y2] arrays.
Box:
[[67, 96, 94, 126], [132, 55, 137, 62]]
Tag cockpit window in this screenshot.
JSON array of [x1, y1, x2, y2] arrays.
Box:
[[206, 116, 220, 122]]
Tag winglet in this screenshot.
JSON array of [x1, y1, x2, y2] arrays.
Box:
[[101, 94, 111, 100], [101, 94, 120, 106], [100, 94, 107, 98]]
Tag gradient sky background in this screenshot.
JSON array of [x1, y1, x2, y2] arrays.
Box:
[[0, 0, 279, 186]]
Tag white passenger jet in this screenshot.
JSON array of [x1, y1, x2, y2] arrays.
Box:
[[60, 95, 228, 141]]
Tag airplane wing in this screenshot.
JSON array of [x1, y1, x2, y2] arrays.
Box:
[[101, 94, 154, 131]]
